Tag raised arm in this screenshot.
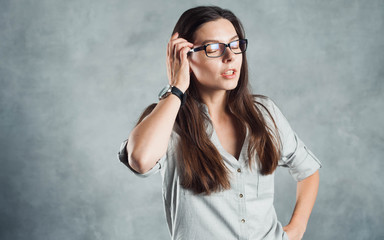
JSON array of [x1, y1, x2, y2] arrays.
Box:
[[283, 170, 320, 240], [127, 32, 193, 174]]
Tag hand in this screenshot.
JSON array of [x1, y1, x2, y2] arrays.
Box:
[[283, 224, 305, 240], [166, 32, 194, 93]]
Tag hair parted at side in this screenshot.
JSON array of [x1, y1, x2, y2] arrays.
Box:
[[137, 6, 281, 195]]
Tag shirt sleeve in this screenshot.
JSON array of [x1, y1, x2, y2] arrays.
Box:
[[268, 98, 322, 181], [117, 139, 166, 178]]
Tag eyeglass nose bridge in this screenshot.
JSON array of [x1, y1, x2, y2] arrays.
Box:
[[221, 43, 236, 57]]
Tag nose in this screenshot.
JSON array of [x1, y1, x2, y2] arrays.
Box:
[[222, 46, 234, 63]]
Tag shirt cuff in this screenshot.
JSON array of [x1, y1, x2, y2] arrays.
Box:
[[287, 144, 322, 182], [117, 139, 164, 178]]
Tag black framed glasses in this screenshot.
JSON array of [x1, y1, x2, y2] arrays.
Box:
[[188, 39, 248, 58]]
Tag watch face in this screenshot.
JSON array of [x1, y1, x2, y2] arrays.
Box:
[[158, 85, 171, 100]]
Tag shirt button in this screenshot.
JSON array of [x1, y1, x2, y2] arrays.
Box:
[[239, 193, 244, 198], [241, 219, 246, 223], [237, 168, 241, 173]]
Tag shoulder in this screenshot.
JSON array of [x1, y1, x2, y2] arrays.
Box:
[[252, 94, 278, 118], [252, 95, 290, 134]]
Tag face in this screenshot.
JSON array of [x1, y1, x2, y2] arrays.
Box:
[[189, 18, 243, 93]]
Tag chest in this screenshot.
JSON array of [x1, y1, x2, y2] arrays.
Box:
[[213, 118, 245, 160]]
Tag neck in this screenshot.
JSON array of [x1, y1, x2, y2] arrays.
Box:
[[199, 89, 229, 121]]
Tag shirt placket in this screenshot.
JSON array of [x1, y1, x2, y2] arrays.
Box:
[[237, 166, 248, 240], [235, 152, 249, 240]]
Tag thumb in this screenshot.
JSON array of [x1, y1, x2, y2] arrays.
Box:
[[180, 46, 190, 67]]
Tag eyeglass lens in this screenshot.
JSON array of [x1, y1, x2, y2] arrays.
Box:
[[205, 39, 247, 57]]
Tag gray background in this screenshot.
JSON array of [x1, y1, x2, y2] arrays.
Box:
[[1, 0, 383, 239]]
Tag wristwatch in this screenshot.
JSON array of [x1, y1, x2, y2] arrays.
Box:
[[158, 85, 186, 106]]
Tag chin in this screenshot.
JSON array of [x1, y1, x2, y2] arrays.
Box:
[[198, 78, 240, 92], [223, 79, 240, 90]]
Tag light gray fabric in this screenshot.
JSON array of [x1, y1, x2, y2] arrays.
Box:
[[118, 96, 321, 240]]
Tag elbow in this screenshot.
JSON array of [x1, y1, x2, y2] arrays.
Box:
[[126, 139, 149, 174], [127, 136, 163, 174], [128, 150, 153, 174]]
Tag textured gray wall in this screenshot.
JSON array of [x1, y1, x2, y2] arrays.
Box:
[[1, 0, 383, 239]]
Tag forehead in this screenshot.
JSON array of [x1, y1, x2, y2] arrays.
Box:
[[193, 18, 238, 44]]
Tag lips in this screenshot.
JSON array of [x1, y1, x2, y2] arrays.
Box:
[[221, 69, 237, 78]]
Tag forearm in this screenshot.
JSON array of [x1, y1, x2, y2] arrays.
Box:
[[286, 170, 320, 233], [127, 94, 181, 173], [128, 32, 192, 174]]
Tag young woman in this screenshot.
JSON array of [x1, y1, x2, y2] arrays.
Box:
[[118, 6, 322, 240]]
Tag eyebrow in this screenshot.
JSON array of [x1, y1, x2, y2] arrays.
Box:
[[200, 35, 239, 45]]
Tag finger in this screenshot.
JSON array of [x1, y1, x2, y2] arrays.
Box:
[[171, 32, 179, 40], [167, 33, 180, 83], [168, 39, 189, 67], [174, 42, 194, 53], [168, 35, 182, 57], [180, 46, 192, 65], [167, 42, 175, 75], [167, 40, 170, 57], [174, 42, 193, 61], [166, 44, 171, 70], [168, 37, 191, 57], [170, 37, 190, 47], [173, 41, 193, 61], [170, 39, 189, 58], [167, 40, 176, 70]]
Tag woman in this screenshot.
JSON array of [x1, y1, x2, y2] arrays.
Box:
[[118, 6, 321, 240]]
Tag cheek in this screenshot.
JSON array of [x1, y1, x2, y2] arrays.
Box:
[[192, 63, 218, 81], [235, 55, 243, 68], [190, 58, 217, 78]]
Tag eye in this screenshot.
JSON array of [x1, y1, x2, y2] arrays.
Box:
[[230, 40, 240, 49], [206, 43, 220, 53]]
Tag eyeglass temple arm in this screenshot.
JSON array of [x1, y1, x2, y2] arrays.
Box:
[[188, 46, 205, 53]]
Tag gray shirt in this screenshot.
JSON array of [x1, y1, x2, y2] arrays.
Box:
[[118, 96, 322, 240]]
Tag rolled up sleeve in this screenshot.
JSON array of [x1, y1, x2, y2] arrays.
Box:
[[117, 139, 166, 178], [269, 99, 322, 181]]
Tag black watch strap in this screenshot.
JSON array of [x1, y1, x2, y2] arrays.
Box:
[[171, 86, 186, 107]]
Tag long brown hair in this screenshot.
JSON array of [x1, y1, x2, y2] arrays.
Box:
[[138, 6, 281, 195]]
